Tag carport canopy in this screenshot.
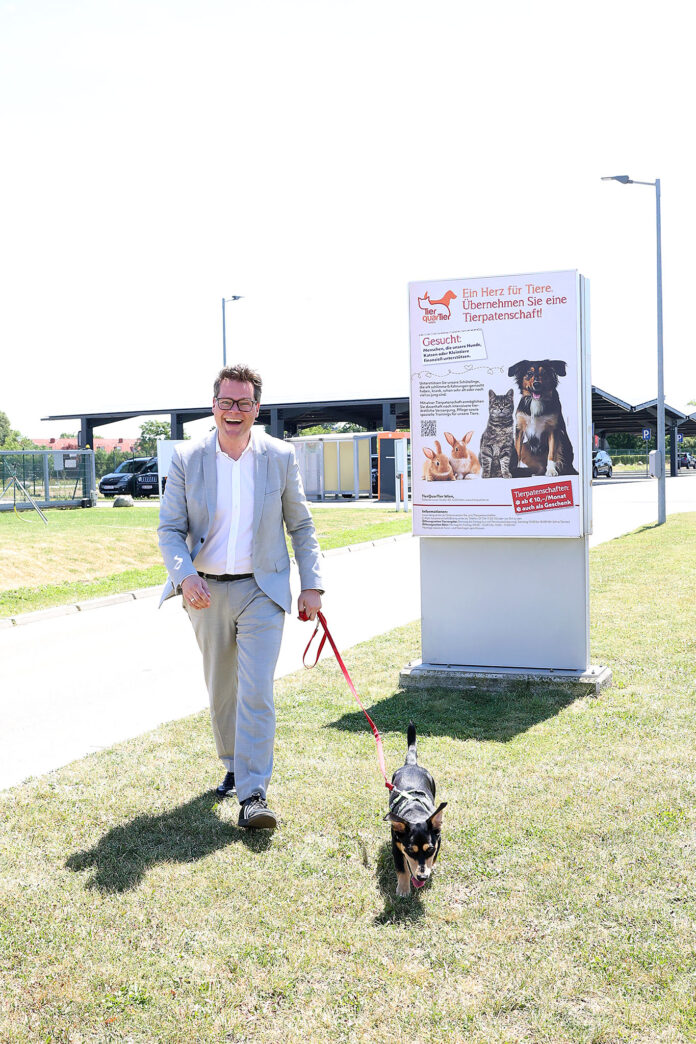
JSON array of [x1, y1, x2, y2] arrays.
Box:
[[44, 387, 696, 452], [592, 386, 696, 437]]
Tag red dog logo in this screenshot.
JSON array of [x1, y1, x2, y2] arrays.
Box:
[[418, 290, 457, 322]]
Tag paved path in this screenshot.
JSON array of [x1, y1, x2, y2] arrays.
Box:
[[1, 473, 694, 791]]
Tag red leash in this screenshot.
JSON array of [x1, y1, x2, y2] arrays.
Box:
[[299, 610, 393, 792]]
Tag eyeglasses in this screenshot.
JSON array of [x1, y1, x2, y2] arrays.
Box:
[[214, 397, 257, 412]]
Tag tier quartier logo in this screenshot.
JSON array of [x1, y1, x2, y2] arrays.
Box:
[[418, 290, 456, 322]]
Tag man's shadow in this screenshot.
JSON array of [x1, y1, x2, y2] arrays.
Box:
[[326, 683, 578, 745], [66, 791, 271, 893]]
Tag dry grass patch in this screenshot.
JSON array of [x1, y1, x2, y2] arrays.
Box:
[[0, 503, 411, 616]]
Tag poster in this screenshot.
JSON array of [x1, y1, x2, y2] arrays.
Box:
[[409, 270, 585, 538]]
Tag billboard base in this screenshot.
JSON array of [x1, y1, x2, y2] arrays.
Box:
[[399, 660, 612, 697]]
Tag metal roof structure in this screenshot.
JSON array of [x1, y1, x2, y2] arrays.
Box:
[[44, 387, 695, 449], [43, 397, 411, 446], [591, 386, 696, 437]]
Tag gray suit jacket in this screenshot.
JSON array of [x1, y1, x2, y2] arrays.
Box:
[[157, 428, 323, 613]]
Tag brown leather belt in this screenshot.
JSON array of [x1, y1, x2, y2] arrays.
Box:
[[197, 572, 254, 582]]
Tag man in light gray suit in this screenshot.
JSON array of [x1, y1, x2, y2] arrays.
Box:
[[158, 364, 323, 829]]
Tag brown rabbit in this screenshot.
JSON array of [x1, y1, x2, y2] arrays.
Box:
[[444, 431, 481, 479], [422, 441, 454, 481]]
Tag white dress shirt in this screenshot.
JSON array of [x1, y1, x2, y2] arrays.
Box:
[[194, 434, 255, 576]]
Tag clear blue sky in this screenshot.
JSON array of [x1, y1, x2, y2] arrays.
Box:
[[1, 0, 693, 439]]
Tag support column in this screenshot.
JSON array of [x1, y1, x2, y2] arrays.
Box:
[[268, 408, 285, 439], [79, 417, 95, 449], [381, 402, 396, 431], [670, 426, 678, 475]]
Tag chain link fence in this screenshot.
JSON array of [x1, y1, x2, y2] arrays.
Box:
[[0, 450, 97, 511]]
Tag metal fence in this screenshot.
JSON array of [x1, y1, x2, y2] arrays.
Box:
[[0, 450, 97, 511]]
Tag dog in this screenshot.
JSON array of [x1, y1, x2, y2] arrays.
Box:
[[385, 723, 446, 897], [418, 290, 457, 318], [507, 359, 578, 477]]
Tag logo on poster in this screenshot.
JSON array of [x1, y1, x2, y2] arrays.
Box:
[[418, 290, 457, 322]]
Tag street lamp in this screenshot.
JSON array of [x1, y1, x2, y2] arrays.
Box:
[[601, 174, 665, 525], [221, 295, 243, 367]]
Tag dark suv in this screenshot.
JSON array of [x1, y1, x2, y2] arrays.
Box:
[[133, 457, 165, 497], [99, 457, 151, 497], [592, 450, 613, 479], [678, 451, 695, 470]]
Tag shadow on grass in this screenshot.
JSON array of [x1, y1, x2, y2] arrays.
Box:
[[372, 841, 427, 925], [66, 790, 272, 893], [327, 684, 578, 744]]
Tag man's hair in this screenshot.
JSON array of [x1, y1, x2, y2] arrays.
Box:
[[214, 365, 263, 402]]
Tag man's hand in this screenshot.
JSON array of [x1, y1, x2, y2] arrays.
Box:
[[181, 574, 211, 610], [298, 589, 322, 621]]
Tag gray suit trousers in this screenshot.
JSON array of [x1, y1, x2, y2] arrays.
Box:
[[185, 577, 285, 803]]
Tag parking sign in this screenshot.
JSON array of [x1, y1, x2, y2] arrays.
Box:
[[642, 428, 651, 441]]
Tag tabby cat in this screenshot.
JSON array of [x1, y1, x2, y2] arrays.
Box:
[[479, 389, 515, 478]]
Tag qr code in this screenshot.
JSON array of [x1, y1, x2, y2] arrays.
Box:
[[420, 420, 436, 438]]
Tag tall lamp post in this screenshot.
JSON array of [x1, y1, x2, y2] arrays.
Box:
[[602, 174, 665, 525], [221, 295, 243, 367]]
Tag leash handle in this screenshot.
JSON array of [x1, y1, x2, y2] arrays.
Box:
[[300, 610, 393, 791]]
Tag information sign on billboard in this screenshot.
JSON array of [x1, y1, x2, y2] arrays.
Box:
[[409, 270, 586, 538]]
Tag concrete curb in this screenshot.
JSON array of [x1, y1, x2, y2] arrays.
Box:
[[2, 534, 414, 628], [400, 660, 613, 696]]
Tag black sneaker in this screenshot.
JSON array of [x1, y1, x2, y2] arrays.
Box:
[[216, 771, 236, 797], [238, 793, 277, 830]]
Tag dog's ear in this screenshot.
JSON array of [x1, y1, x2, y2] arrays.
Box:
[[508, 359, 528, 377], [384, 812, 408, 832], [428, 802, 447, 831], [547, 359, 566, 377]]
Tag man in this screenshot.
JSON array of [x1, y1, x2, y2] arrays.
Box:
[[158, 364, 323, 830]]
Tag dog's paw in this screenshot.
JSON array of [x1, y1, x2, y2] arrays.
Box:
[[396, 871, 411, 898], [545, 460, 559, 477]]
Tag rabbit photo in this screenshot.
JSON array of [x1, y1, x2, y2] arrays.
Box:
[[422, 441, 454, 481], [444, 431, 481, 479]]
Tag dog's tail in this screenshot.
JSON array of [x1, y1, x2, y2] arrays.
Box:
[[406, 721, 417, 765]]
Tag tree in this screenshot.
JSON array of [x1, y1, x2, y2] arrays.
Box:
[[299, 422, 367, 436], [134, 420, 171, 456], [0, 410, 35, 450]]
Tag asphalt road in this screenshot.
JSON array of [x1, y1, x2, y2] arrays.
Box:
[[1, 472, 694, 792]]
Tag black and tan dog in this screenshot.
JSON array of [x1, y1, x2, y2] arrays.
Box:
[[385, 723, 446, 898], [507, 358, 578, 477]]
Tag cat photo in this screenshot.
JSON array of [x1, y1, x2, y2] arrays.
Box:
[[479, 389, 515, 479]]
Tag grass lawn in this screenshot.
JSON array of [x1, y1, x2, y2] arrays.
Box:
[[0, 502, 411, 617], [1, 516, 696, 1041]]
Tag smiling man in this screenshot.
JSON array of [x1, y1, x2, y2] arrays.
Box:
[[158, 364, 323, 829]]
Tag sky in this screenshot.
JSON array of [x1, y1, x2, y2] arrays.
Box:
[[1, 0, 694, 441]]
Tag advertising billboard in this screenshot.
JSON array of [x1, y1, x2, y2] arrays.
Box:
[[409, 270, 586, 538]]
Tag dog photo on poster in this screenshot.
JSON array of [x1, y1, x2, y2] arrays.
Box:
[[409, 270, 585, 538]]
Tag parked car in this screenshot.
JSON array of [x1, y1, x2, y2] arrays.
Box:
[[98, 457, 151, 497], [132, 457, 166, 497], [677, 451, 695, 470], [592, 449, 613, 478]]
